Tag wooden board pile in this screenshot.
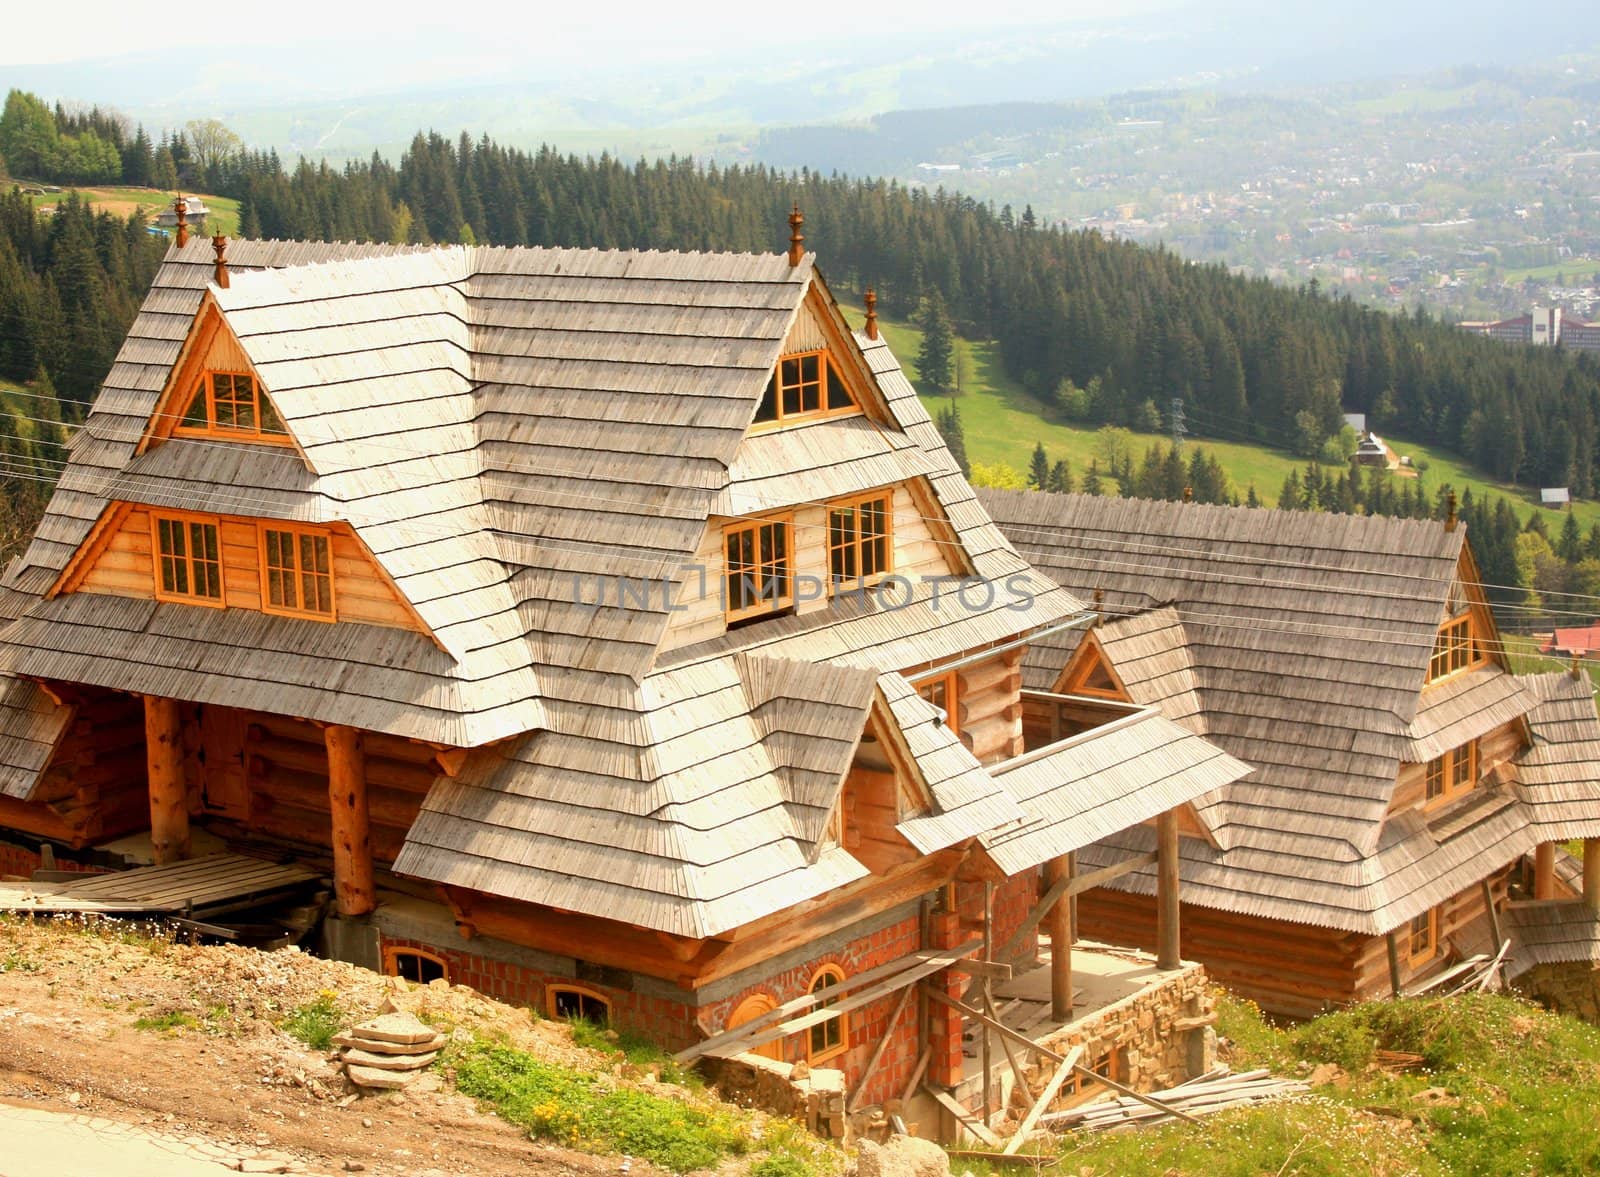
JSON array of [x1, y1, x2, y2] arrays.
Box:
[[335, 1010, 446, 1091], [1039, 1068, 1307, 1133]]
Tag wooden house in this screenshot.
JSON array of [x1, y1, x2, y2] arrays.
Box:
[[979, 489, 1600, 1018], [0, 236, 1247, 1137]]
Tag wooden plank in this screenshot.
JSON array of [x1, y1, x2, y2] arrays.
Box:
[[1002, 1044, 1083, 1154], [900, 1046, 932, 1105], [847, 983, 916, 1113], [924, 987, 1064, 1065], [1157, 809, 1181, 970], [923, 1085, 1002, 1149], [1074, 1063, 1200, 1125], [986, 990, 1036, 1110], [674, 938, 983, 1062]]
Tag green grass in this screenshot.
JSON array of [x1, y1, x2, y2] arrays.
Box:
[[996, 991, 1600, 1177], [281, 992, 343, 1051], [133, 1010, 199, 1033], [1499, 256, 1600, 284], [839, 303, 1600, 529], [450, 1039, 755, 1174], [21, 184, 240, 237], [564, 1016, 697, 1085]]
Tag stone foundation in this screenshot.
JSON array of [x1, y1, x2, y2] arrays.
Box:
[[1031, 962, 1216, 1093], [1514, 960, 1600, 1022], [700, 1053, 847, 1139]]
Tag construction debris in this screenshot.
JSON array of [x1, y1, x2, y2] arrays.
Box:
[[336, 1008, 445, 1092], [1038, 1068, 1307, 1133]]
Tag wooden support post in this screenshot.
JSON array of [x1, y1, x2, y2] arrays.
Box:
[[981, 881, 994, 1124], [1156, 809, 1181, 970], [1586, 840, 1600, 915], [143, 696, 189, 865], [1481, 878, 1503, 947], [1385, 931, 1403, 998], [1046, 855, 1073, 1021], [325, 724, 375, 917], [1535, 841, 1557, 900]]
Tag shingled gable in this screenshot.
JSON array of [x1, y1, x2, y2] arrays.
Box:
[[975, 488, 1593, 936]]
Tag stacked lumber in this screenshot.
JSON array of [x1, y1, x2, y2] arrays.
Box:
[[335, 1010, 446, 1091], [1039, 1069, 1307, 1133]]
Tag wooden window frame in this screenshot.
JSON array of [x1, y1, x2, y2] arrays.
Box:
[[173, 370, 292, 445], [1059, 1049, 1125, 1105], [753, 350, 860, 428], [1428, 613, 1483, 683], [912, 668, 961, 737], [1406, 907, 1440, 966], [726, 992, 784, 1061], [258, 523, 337, 622], [806, 964, 849, 1063], [1423, 739, 1477, 808], [381, 946, 450, 985], [723, 513, 795, 623], [149, 510, 226, 607], [827, 492, 894, 593], [547, 984, 614, 1023]]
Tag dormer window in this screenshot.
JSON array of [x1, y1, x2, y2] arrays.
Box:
[[1423, 740, 1476, 807], [1428, 613, 1482, 682], [177, 372, 289, 442], [754, 351, 856, 425], [828, 493, 891, 589], [724, 515, 793, 623]]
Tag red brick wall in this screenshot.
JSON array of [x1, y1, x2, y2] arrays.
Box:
[[0, 841, 113, 880], [380, 907, 935, 1108], [955, 869, 1040, 962]]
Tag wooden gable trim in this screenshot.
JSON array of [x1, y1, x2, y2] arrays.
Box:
[[136, 295, 308, 465], [867, 692, 939, 821], [902, 475, 973, 578], [807, 274, 897, 426], [48, 501, 134, 598], [1053, 630, 1132, 702]]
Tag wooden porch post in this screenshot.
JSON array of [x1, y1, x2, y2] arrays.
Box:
[[981, 881, 994, 1124], [1046, 855, 1073, 1021], [325, 724, 375, 917], [1156, 810, 1181, 970], [1385, 931, 1403, 997], [1534, 841, 1557, 900], [1585, 840, 1600, 915], [144, 696, 190, 865]]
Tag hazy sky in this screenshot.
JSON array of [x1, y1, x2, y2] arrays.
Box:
[[0, 0, 1173, 66]]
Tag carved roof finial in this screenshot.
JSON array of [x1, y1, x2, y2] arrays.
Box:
[[1445, 490, 1458, 532], [1572, 651, 1584, 681], [1092, 587, 1104, 628], [212, 234, 229, 289], [1183, 486, 1193, 503], [864, 288, 878, 340], [173, 195, 188, 248], [787, 203, 805, 268]]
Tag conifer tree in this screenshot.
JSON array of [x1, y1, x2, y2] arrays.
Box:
[[1028, 442, 1049, 489]]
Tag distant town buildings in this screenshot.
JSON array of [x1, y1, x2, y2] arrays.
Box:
[[1458, 306, 1600, 352]]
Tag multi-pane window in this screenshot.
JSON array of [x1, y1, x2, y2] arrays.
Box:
[[152, 514, 223, 604], [914, 669, 961, 736], [1428, 614, 1479, 681], [754, 351, 857, 424], [724, 516, 793, 622], [177, 372, 288, 439], [261, 526, 334, 619], [1407, 907, 1439, 965], [807, 965, 847, 1061], [1424, 740, 1476, 806], [828, 494, 891, 588]]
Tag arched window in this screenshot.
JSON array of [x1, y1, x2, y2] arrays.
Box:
[[548, 984, 613, 1024], [382, 947, 449, 985], [727, 992, 783, 1061], [806, 964, 848, 1063]]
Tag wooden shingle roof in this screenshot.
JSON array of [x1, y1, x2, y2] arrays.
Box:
[[0, 239, 1107, 935], [979, 489, 1600, 935]]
